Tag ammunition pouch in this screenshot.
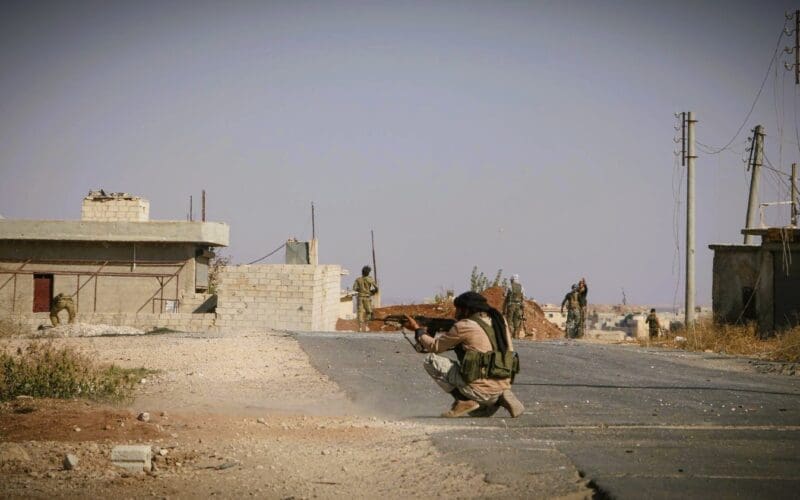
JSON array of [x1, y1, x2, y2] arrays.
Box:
[[460, 350, 521, 384]]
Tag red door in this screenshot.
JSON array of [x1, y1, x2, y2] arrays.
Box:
[[33, 274, 53, 312]]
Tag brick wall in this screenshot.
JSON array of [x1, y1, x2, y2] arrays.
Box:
[[81, 197, 150, 222], [215, 264, 342, 331]]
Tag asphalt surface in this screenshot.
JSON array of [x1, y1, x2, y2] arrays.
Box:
[[295, 332, 800, 499]]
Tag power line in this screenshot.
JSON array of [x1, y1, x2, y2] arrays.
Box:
[[701, 23, 788, 154], [247, 242, 287, 265], [763, 150, 791, 178]]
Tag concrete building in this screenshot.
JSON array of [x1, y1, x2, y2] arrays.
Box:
[[0, 191, 229, 328], [0, 191, 346, 332], [710, 227, 800, 334]]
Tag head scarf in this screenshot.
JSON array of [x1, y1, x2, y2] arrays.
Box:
[[454, 291, 509, 352]]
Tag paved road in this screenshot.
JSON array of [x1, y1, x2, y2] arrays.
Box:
[[295, 332, 800, 499]]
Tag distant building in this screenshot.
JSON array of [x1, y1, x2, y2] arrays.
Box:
[[540, 304, 567, 329], [0, 191, 228, 322], [709, 227, 800, 334], [0, 191, 345, 332]]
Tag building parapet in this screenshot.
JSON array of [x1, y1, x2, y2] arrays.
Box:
[[0, 219, 229, 246]]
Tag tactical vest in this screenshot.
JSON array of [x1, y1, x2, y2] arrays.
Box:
[[508, 282, 523, 304], [457, 314, 520, 384]]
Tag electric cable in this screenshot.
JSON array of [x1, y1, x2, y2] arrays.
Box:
[[701, 23, 788, 154], [247, 243, 287, 265]]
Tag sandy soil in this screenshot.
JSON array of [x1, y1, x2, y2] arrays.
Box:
[[0, 331, 587, 499]]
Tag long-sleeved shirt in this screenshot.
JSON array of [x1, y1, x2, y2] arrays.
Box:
[[353, 276, 378, 298], [418, 312, 513, 396]]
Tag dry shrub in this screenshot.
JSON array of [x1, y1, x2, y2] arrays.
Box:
[[769, 327, 800, 363], [647, 319, 800, 363], [0, 341, 149, 401], [0, 316, 31, 338]]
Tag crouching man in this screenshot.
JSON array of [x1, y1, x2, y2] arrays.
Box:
[[404, 291, 524, 418]]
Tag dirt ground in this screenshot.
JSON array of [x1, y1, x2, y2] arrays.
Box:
[[338, 286, 564, 340], [0, 331, 584, 499]]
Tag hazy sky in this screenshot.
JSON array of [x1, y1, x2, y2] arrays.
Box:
[[2, 0, 799, 306]]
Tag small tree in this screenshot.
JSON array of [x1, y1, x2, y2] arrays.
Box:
[[470, 266, 506, 293], [207, 252, 231, 295]]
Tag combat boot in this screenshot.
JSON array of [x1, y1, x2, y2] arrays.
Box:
[[498, 389, 524, 418], [441, 399, 480, 418], [468, 404, 500, 418]]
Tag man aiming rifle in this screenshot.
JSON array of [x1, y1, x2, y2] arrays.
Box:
[[401, 291, 524, 418]]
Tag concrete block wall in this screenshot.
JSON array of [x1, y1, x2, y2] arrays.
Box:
[[216, 264, 341, 331], [311, 265, 341, 330], [81, 197, 150, 222], [6, 311, 216, 332]]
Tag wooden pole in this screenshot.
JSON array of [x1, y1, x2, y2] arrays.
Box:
[[371, 230, 378, 285]]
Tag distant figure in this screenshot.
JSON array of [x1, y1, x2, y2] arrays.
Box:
[[577, 278, 588, 338], [503, 274, 526, 339], [561, 284, 581, 339], [50, 293, 76, 326], [353, 265, 379, 332], [645, 308, 661, 338]]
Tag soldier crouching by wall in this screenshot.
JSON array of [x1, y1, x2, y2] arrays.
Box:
[[50, 293, 76, 326]]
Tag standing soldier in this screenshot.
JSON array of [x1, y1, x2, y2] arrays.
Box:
[[577, 278, 588, 338], [503, 274, 526, 339], [645, 308, 661, 339], [560, 284, 580, 339], [353, 265, 379, 332]]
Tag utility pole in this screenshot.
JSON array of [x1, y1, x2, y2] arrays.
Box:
[[787, 10, 800, 84], [792, 163, 798, 226], [744, 125, 765, 244], [685, 111, 697, 328], [189, 195, 193, 221], [370, 230, 378, 285], [311, 202, 316, 240], [201, 190, 206, 222]]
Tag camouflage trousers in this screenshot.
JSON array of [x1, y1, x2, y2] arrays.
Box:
[[506, 304, 524, 338], [357, 296, 373, 331], [50, 302, 76, 327], [578, 306, 586, 338], [422, 353, 501, 406], [565, 309, 579, 339]]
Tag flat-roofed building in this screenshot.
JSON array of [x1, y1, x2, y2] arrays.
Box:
[[0, 191, 229, 326]]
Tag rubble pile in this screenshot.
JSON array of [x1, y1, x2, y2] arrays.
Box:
[[337, 286, 564, 340]]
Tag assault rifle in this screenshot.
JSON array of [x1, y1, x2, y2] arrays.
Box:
[[378, 314, 456, 352], [379, 314, 455, 334]]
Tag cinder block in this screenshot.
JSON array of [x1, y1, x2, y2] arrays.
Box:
[[111, 445, 152, 472]]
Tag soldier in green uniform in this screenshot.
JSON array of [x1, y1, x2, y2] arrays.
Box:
[[645, 308, 661, 339], [353, 266, 379, 332], [503, 274, 526, 339], [577, 278, 588, 338], [50, 293, 76, 326], [560, 284, 580, 339]]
